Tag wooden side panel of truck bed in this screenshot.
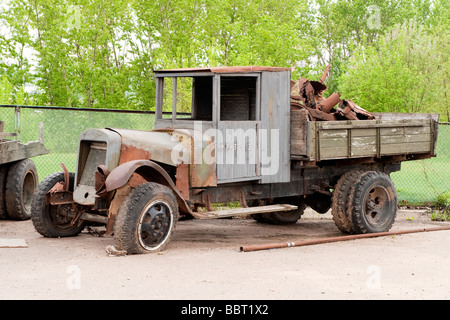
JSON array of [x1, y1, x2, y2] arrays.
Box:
[[291, 110, 439, 161]]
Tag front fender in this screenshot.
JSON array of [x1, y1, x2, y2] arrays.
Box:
[[104, 160, 192, 215]]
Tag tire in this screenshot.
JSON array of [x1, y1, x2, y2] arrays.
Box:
[[5, 159, 39, 220], [305, 193, 332, 214], [114, 182, 179, 254], [0, 165, 9, 219], [331, 170, 364, 234], [253, 197, 306, 225], [348, 171, 397, 234], [31, 172, 85, 237]]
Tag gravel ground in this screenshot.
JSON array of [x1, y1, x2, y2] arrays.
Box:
[[1, 208, 449, 300]]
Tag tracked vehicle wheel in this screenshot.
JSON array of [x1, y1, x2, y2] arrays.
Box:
[[114, 182, 178, 254], [348, 171, 397, 234]]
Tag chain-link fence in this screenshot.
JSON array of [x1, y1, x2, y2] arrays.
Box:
[[0, 105, 154, 180], [391, 123, 449, 205], [0, 105, 448, 205]]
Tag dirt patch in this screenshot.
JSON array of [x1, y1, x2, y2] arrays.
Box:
[[1, 208, 450, 300]]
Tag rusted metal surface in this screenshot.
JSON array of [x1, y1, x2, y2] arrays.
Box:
[[60, 163, 70, 192], [240, 226, 450, 252], [290, 64, 375, 122], [47, 189, 73, 205], [155, 66, 291, 74], [94, 164, 110, 196], [119, 145, 151, 165], [104, 159, 195, 217], [47, 165, 73, 205], [105, 184, 131, 235], [175, 162, 190, 200]]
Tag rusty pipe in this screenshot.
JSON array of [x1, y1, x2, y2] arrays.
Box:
[[240, 226, 450, 252], [318, 92, 341, 113]]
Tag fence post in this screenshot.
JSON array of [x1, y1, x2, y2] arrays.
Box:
[[14, 105, 21, 140]]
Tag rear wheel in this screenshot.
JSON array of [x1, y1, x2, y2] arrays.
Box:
[[331, 170, 364, 234], [114, 182, 179, 254], [31, 172, 85, 237], [348, 171, 397, 233], [5, 159, 39, 220], [0, 165, 9, 219]]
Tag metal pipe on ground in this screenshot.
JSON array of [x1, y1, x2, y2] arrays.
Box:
[[239, 226, 450, 252]]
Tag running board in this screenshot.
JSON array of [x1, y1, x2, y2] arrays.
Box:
[[204, 204, 297, 219]]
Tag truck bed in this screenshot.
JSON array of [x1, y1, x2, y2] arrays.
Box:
[[291, 109, 439, 162], [0, 140, 49, 165]]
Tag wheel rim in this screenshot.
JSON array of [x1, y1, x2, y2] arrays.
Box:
[[138, 200, 173, 251], [22, 170, 37, 213], [364, 186, 392, 228], [49, 204, 77, 231]]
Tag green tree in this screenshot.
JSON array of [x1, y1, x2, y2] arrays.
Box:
[[0, 0, 34, 103], [338, 20, 449, 120], [0, 76, 14, 104], [304, 0, 437, 93]]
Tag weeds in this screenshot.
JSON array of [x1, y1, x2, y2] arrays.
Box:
[[428, 191, 450, 221], [430, 209, 450, 221]]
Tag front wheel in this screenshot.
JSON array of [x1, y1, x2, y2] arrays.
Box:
[[31, 172, 85, 237], [114, 182, 179, 254]]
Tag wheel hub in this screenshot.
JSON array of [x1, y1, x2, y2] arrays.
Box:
[[138, 201, 172, 250], [365, 186, 389, 226]]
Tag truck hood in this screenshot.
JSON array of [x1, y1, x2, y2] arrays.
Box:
[[107, 128, 208, 166]]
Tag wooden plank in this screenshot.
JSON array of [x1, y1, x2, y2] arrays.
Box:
[[352, 136, 376, 146], [319, 138, 347, 148], [319, 129, 347, 138], [205, 204, 298, 219], [380, 142, 431, 154], [319, 146, 348, 159], [374, 112, 439, 121], [0, 141, 49, 165], [0, 132, 17, 139], [290, 109, 308, 156], [351, 128, 377, 137], [291, 127, 306, 140], [380, 133, 431, 144], [0, 239, 28, 248], [291, 141, 307, 155], [319, 119, 429, 130], [350, 136, 377, 156], [351, 145, 377, 157], [380, 126, 430, 136]]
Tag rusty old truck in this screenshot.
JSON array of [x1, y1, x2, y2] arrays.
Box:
[[30, 66, 439, 254], [0, 120, 48, 220]]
